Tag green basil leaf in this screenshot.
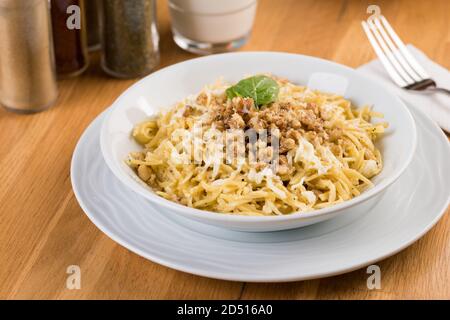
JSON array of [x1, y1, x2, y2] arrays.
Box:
[[226, 75, 279, 107]]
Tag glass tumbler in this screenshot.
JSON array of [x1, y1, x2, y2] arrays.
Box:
[[168, 0, 257, 55]]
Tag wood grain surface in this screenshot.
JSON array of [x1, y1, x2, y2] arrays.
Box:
[[0, 0, 449, 299]]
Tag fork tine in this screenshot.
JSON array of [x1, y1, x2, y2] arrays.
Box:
[[373, 17, 423, 82], [367, 19, 415, 85], [362, 21, 408, 87], [380, 16, 430, 79]]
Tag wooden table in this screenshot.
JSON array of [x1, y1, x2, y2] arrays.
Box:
[[0, 0, 449, 299]]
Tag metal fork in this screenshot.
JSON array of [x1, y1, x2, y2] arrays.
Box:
[[362, 15, 450, 95]]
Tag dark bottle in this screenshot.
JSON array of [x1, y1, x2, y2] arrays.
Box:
[[85, 0, 101, 51], [50, 0, 89, 77]]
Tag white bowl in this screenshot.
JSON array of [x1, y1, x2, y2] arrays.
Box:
[[100, 52, 416, 232]]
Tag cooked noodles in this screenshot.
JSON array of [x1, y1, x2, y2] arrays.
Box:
[[127, 75, 387, 216]]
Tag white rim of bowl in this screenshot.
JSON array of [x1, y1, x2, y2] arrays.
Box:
[[100, 51, 418, 224]]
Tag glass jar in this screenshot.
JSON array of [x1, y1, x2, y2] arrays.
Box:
[[101, 0, 160, 78], [50, 0, 89, 77], [0, 0, 58, 113]]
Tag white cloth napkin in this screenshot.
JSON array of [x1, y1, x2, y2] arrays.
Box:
[[357, 44, 450, 132]]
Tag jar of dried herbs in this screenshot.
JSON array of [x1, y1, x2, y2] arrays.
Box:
[[101, 0, 160, 78]]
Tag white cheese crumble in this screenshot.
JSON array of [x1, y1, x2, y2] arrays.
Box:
[[361, 159, 378, 178], [294, 137, 330, 175], [301, 191, 317, 204]]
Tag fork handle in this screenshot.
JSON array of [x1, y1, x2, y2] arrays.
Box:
[[426, 87, 450, 95]]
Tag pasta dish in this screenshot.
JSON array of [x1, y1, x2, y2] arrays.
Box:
[[127, 75, 387, 216]]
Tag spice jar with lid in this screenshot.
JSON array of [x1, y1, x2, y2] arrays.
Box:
[[50, 0, 89, 77], [101, 0, 160, 78], [0, 0, 58, 113]]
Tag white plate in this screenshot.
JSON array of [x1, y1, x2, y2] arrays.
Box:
[[99, 52, 417, 231], [71, 105, 449, 282]]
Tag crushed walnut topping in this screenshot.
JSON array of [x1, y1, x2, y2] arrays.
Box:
[[202, 96, 335, 147], [191, 87, 348, 173]]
